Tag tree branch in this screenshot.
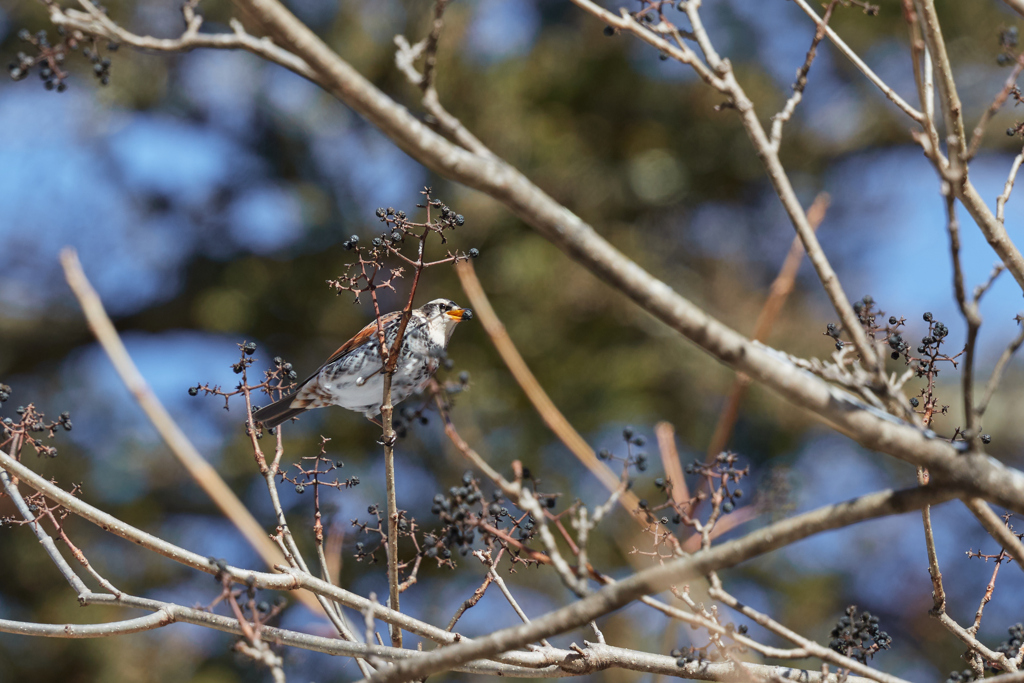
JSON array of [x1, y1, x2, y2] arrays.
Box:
[[48, 0, 319, 84], [360, 485, 958, 683], [60, 250, 288, 570]]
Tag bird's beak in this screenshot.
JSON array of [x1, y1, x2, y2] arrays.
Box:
[[445, 308, 473, 322]]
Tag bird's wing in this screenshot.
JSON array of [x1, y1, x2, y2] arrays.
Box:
[[322, 311, 403, 368], [289, 310, 404, 401]]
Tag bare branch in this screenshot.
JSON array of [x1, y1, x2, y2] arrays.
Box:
[[944, 196, 982, 448], [59, 249, 295, 584], [977, 318, 1024, 416], [48, 0, 319, 84], [0, 462, 91, 598], [393, 1, 495, 160], [964, 498, 1024, 571], [48, 0, 1024, 515], [934, 610, 1017, 669], [907, 2, 1024, 292], [997, 148, 1024, 224], [360, 485, 957, 683], [913, 0, 966, 153], [967, 61, 1024, 160], [0, 612, 172, 638], [706, 192, 829, 457], [790, 0, 925, 122], [770, 2, 839, 151], [454, 260, 647, 524], [575, 0, 884, 380], [710, 587, 908, 683]]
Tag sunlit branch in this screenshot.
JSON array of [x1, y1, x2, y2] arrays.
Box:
[[977, 319, 1024, 416], [997, 148, 1024, 223], [790, 0, 925, 122], [48, 0, 319, 84], [361, 485, 958, 683], [59, 249, 297, 589], [709, 587, 908, 683]]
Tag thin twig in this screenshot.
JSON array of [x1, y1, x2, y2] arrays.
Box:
[[977, 318, 1024, 416], [393, 6, 496, 161], [967, 60, 1024, 160], [49, 0, 319, 84], [935, 610, 1017, 670], [918, 468, 946, 612], [997, 148, 1024, 223], [770, 2, 839, 151], [944, 195, 981, 449], [0, 611, 173, 638], [789, 0, 925, 122], [359, 485, 957, 683], [706, 192, 829, 458], [711, 587, 908, 683], [58, 249, 306, 596], [964, 498, 1024, 572], [969, 555, 1003, 635], [454, 260, 649, 527], [0, 448, 91, 597], [655, 421, 689, 508]]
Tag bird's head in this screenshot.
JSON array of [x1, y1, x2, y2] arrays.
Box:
[[420, 298, 473, 343]]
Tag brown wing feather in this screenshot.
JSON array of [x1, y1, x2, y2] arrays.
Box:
[[322, 311, 402, 367], [291, 311, 401, 392], [254, 312, 402, 428]]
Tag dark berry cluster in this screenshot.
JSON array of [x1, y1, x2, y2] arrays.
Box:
[[279, 447, 359, 494], [633, 450, 749, 556], [8, 29, 69, 91], [998, 26, 1020, 66], [272, 356, 298, 382], [7, 25, 118, 92], [684, 452, 746, 513], [913, 313, 952, 374], [672, 646, 707, 667], [946, 670, 978, 683], [1, 401, 71, 458], [828, 606, 891, 664], [328, 190, 478, 304], [906, 314, 961, 428], [187, 343, 297, 439], [825, 295, 910, 358], [82, 44, 113, 86], [995, 623, 1023, 661], [825, 300, 964, 420], [671, 628, 747, 668], [597, 426, 649, 471], [427, 476, 486, 558], [206, 557, 288, 626], [351, 471, 551, 572], [429, 470, 543, 556]]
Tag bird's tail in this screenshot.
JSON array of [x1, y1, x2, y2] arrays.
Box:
[[253, 394, 308, 429]]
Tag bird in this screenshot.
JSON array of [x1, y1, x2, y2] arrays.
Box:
[[253, 298, 472, 429]]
